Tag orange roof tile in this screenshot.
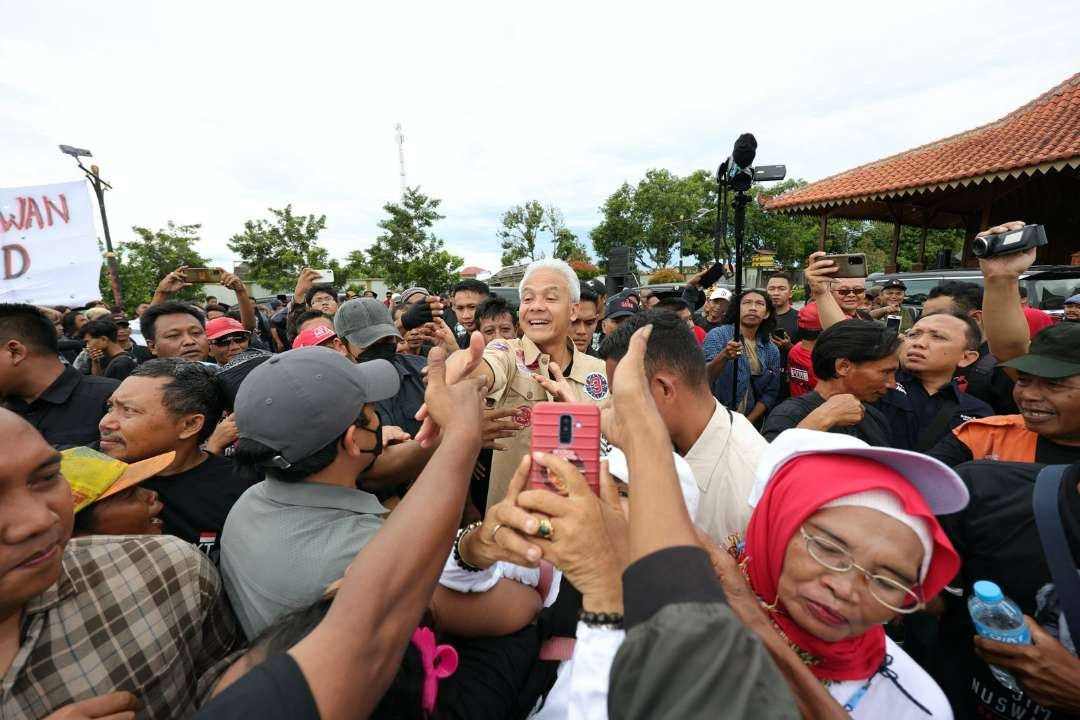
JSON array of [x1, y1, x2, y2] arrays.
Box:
[[763, 72, 1080, 213]]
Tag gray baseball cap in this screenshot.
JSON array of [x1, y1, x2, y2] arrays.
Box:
[[334, 298, 403, 348], [234, 346, 400, 468]]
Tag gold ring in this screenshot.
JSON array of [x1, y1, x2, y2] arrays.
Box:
[[538, 518, 553, 540], [491, 523, 504, 542]]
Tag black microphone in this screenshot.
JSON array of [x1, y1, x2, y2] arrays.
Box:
[[732, 133, 757, 169]]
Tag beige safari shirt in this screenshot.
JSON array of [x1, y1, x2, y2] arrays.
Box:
[[483, 335, 609, 507]]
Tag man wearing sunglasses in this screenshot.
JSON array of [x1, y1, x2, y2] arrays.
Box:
[[206, 317, 252, 366]]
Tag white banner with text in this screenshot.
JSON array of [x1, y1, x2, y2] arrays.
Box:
[[0, 180, 101, 306]]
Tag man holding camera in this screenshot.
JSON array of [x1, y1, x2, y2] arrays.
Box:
[[927, 221, 1080, 467]]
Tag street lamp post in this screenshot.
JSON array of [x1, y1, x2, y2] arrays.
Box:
[[58, 145, 123, 307]]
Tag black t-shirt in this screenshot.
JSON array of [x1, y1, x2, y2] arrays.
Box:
[[1, 365, 118, 448], [373, 354, 427, 437], [144, 452, 260, 555], [693, 314, 725, 333], [876, 372, 993, 451], [772, 308, 799, 405], [103, 352, 138, 381], [773, 307, 798, 342], [928, 431, 1080, 468], [196, 653, 317, 720], [761, 390, 892, 446], [934, 461, 1080, 720], [128, 343, 154, 365]]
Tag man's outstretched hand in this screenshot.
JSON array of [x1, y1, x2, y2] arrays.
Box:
[[414, 331, 486, 447]]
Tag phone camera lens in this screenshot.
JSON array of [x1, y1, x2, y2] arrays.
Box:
[[559, 415, 573, 444]]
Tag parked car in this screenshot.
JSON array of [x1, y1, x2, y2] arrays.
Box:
[[633, 283, 687, 301], [488, 285, 520, 310], [868, 265, 1080, 318]]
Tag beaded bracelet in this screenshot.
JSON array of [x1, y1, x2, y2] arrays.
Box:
[[453, 521, 484, 572], [579, 609, 624, 629]]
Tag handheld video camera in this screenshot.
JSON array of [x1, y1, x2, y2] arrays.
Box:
[[972, 224, 1047, 259]]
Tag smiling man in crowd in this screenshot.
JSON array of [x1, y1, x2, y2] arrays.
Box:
[[0, 408, 241, 718], [432, 258, 609, 508]]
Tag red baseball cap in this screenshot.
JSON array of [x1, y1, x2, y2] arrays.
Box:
[[205, 317, 248, 341], [292, 324, 338, 349], [797, 303, 822, 331]]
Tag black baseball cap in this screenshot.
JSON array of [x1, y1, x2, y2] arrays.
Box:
[[999, 323, 1080, 379], [605, 296, 637, 320], [882, 279, 906, 291]]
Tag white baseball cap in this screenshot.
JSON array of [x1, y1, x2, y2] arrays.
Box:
[[749, 429, 968, 515], [709, 287, 732, 301]]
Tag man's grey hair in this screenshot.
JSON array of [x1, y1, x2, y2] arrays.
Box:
[[518, 258, 581, 304]]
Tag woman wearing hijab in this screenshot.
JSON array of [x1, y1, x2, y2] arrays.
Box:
[[742, 429, 968, 718]]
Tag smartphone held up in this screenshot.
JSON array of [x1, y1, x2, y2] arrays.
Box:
[[820, 253, 868, 279], [529, 402, 601, 495], [181, 268, 223, 284]]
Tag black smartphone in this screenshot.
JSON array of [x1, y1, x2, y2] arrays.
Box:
[[697, 263, 727, 289]]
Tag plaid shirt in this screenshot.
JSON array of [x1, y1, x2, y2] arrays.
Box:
[[1, 535, 243, 720]]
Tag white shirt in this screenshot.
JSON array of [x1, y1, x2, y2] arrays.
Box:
[[440, 553, 609, 720], [686, 399, 767, 544], [827, 637, 952, 719], [558, 629, 951, 719]]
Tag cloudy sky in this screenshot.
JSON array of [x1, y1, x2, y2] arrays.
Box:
[[2, 1, 1077, 276]]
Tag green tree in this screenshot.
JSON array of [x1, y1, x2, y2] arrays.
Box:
[[497, 200, 546, 266], [553, 228, 588, 262], [341, 248, 375, 282], [591, 170, 718, 271], [101, 222, 210, 314], [590, 182, 640, 272], [227, 205, 329, 292], [363, 187, 463, 292]]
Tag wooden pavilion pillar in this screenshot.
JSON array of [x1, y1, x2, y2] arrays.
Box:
[[911, 225, 929, 271], [963, 186, 995, 267], [885, 206, 903, 274], [818, 214, 828, 252]]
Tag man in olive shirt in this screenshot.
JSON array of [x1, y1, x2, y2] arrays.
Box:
[[434, 259, 609, 508]]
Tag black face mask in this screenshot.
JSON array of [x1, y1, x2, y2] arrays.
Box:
[[355, 342, 396, 363], [355, 423, 384, 479]]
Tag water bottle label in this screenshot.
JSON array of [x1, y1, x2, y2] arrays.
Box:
[[972, 620, 1031, 645]]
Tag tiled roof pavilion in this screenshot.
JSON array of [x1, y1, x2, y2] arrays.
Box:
[[761, 72, 1080, 270]]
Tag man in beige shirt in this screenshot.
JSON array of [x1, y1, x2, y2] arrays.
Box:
[[599, 310, 765, 543], [438, 259, 610, 507]]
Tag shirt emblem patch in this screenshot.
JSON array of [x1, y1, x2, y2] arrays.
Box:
[[584, 372, 609, 400], [512, 404, 533, 428]]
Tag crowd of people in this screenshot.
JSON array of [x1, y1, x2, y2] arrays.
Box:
[[0, 218, 1078, 719]]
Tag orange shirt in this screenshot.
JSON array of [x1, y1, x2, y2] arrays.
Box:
[[952, 414, 1038, 463]]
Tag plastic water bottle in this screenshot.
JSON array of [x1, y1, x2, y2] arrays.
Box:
[[967, 580, 1031, 693]]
